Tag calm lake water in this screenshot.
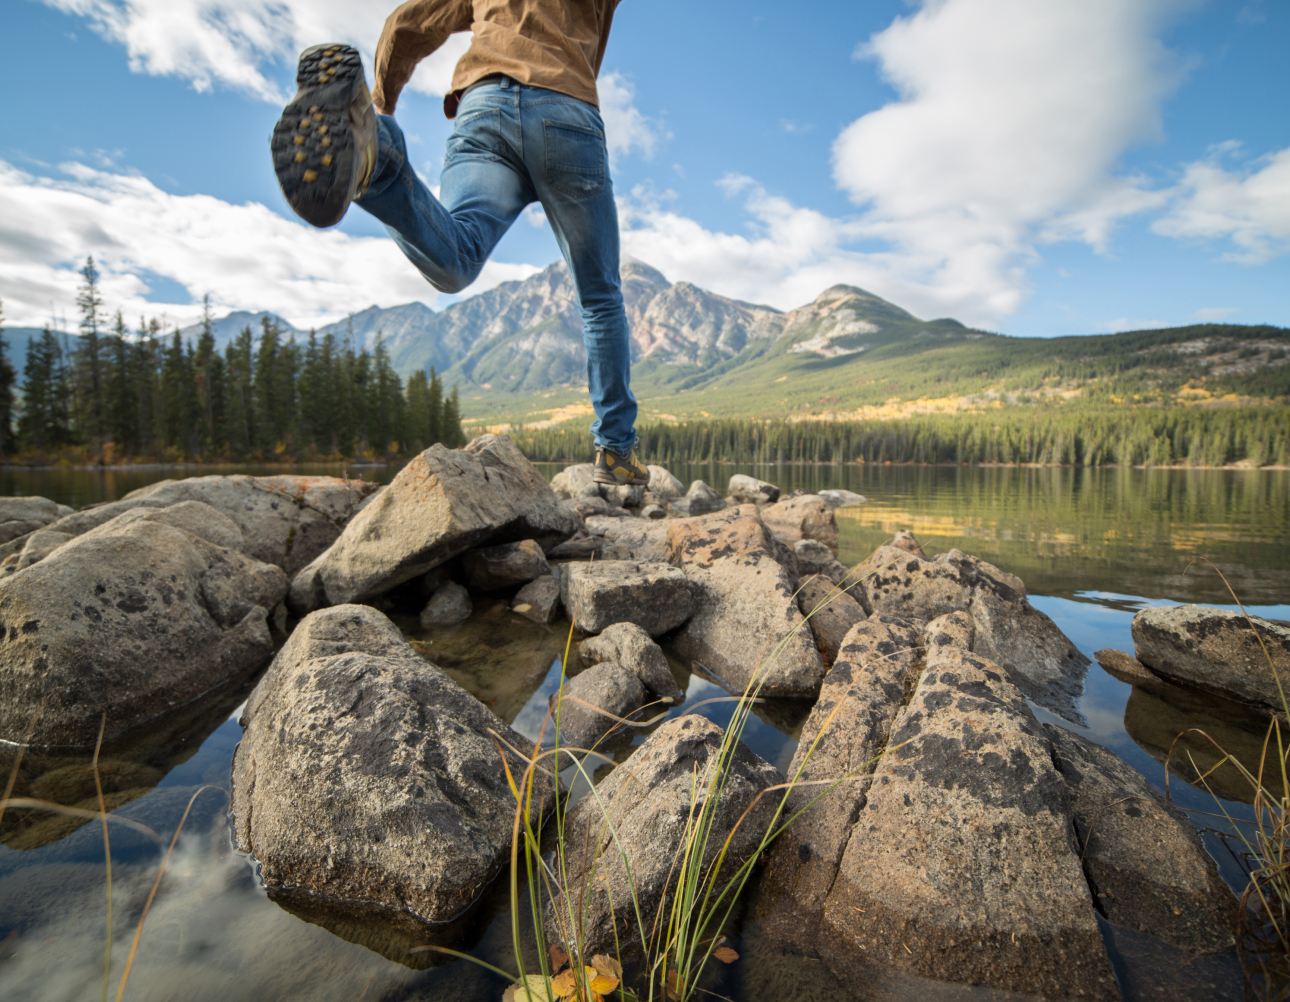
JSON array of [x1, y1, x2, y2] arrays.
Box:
[[0, 462, 1286, 1001]]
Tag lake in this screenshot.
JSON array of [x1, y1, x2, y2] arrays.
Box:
[[0, 462, 1286, 1001]]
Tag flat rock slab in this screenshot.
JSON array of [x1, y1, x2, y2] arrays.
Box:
[[548, 714, 781, 957], [1045, 724, 1237, 954], [578, 621, 684, 703], [851, 544, 1090, 722], [821, 646, 1118, 1000], [666, 506, 825, 698], [289, 435, 575, 613], [232, 605, 554, 927], [1132, 604, 1290, 709], [0, 503, 287, 747], [559, 560, 691, 636]]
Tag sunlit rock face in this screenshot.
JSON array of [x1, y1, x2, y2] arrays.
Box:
[[0, 501, 287, 748]]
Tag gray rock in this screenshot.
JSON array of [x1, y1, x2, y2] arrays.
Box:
[[231, 605, 555, 927], [820, 645, 1118, 1000], [419, 581, 472, 627], [1132, 604, 1290, 709], [0, 496, 66, 547], [289, 435, 576, 614], [818, 489, 867, 507], [665, 506, 825, 697], [15, 528, 75, 569], [0, 504, 287, 747], [923, 609, 975, 654], [579, 622, 684, 703], [511, 575, 562, 624], [849, 544, 1090, 722], [463, 538, 549, 590], [550, 463, 599, 500], [1094, 647, 1166, 688], [645, 466, 685, 500], [595, 519, 672, 562], [561, 494, 625, 520], [670, 479, 725, 515], [889, 528, 928, 558], [728, 474, 781, 504], [547, 715, 781, 957], [793, 538, 851, 586], [639, 503, 666, 520], [601, 483, 645, 508], [550, 662, 644, 749], [559, 560, 692, 637], [757, 615, 923, 942], [761, 494, 839, 552], [797, 573, 867, 665], [1045, 723, 1238, 954]]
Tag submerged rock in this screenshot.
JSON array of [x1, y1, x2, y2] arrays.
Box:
[[0, 501, 287, 747], [419, 581, 472, 627], [666, 506, 825, 697], [820, 645, 1118, 999], [849, 542, 1091, 722], [289, 435, 575, 614], [1095, 648, 1167, 689], [760, 494, 839, 552], [550, 662, 644, 750], [1045, 724, 1237, 954], [231, 605, 555, 927], [511, 575, 562, 624], [559, 560, 691, 637], [1132, 604, 1290, 709], [728, 474, 781, 505], [547, 715, 781, 957], [578, 622, 684, 704], [462, 538, 549, 590]]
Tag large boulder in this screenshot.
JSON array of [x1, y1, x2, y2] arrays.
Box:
[[1132, 604, 1290, 709], [849, 543, 1091, 722], [666, 506, 825, 697], [289, 435, 576, 614], [579, 622, 685, 703], [231, 605, 555, 927], [547, 715, 781, 957], [0, 496, 71, 551], [462, 539, 549, 590], [760, 494, 839, 552], [797, 573, 867, 665], [590, 518, 672, 562], [550, 662, 645, 750], [0, 501, 287, 747], [757, 614, 923, 942], [1045, 724, 1237, 954], [820, 645, 1118, 999], [728, 474, 780, 505], [550, 463, 599, 500], [559, 560, 692, 637]]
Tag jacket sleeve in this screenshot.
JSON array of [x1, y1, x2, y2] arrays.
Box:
[[372, 0, 475, 114]]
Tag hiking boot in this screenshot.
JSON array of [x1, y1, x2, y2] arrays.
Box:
[[593, 440, 651, 487], [271, 44, 377, 228]]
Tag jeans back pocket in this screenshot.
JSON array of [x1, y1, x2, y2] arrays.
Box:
[[544, 120, 607, 200], [445, 109, 506, 165]]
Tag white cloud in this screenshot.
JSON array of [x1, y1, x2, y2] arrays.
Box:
[[1153, 146, 1290, 263], [0, 159, 537, 330], [598, 72, 667, 166], [1194, 307, 1240, 321], [1095, 318, 1169, 332], [40, 0, 468, 101]]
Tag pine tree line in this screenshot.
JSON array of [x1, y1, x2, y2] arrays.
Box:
[[0, 258, 465, 463]]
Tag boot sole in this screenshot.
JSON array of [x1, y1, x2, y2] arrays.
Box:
[[593, 468, 650, 487], [270, 44, 366, 228]]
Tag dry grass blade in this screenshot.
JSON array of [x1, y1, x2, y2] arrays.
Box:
[[92, 713, 113, 1002]]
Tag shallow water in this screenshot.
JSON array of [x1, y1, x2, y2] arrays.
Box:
[[0, 462, 1286, 1001]]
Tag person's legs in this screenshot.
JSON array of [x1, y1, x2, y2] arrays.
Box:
[[516, 88, 641, 475], [356, 83, 535, 293]]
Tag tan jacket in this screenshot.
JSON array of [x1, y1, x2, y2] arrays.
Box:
[[372, 0, 621, 116]]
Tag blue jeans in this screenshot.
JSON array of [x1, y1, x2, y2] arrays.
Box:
[[355, 76, 638, 456]]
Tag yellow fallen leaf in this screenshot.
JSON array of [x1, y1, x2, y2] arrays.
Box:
[[504, 975, 558, 1002], [550, 969, 578, 997], [591, 955, 622, 980], [588, 970, 619, 994]]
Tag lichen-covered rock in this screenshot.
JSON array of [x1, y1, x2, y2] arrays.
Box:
[[463, 539, 549, 590], [420, 581, 472, 627], [820, 645, 1118, 1000], [793, 538, 851, 586], [1132, 604, 1290, 709], [0, 496, 71, 552], [547, 715, 781, 957], [579, 622, 684, 703], [797, 574, 866, 665], [232, 605, 555, 927], [289, 435, 575, 614], [551, 662, 644, 750], [728, 474, 780, 505], [1045, 724, 1238, 954], [511, 575, 562, 624], [666, 506, 825, 697], [760, 494, 839, 552], [923, 609, 975, 654], [559, 560, 692, 637], [848, 544, 1089, 722], [0, 502, 287, 747]]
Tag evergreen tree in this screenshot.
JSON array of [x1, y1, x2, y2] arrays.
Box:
[[106, 311, 138, 454], [441, 385, 465, 448], [73, 256, 107, 448], [194, 295, 224, 454], [368, 333, 404, 455], [20, 327, 72, 452], [427, 366, 443, 446], [225, 325, 255, 456], [405, 369, 430, 453], [0, 300, 16, 457]]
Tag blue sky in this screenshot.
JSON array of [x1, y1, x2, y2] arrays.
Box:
[[0, 0, 1286, 337]]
